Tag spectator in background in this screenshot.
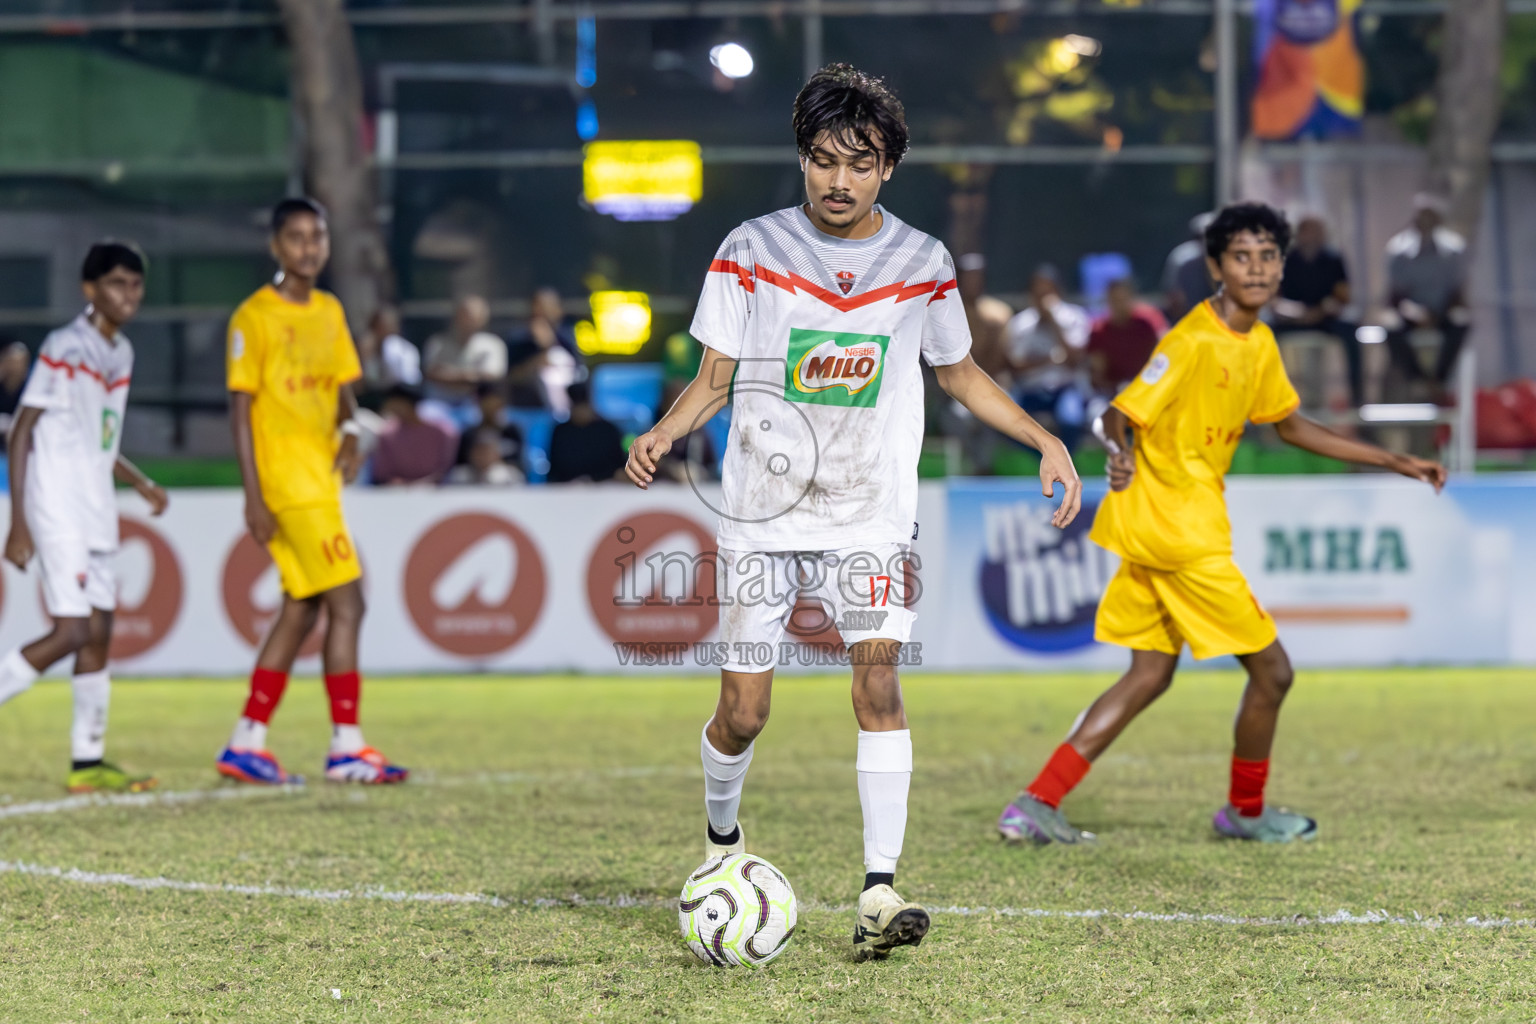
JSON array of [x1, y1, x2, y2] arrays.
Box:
[[1086, 278, 1165, 398], [423, 295, 508, 423], [0, 341, 30, 454], [940, 253, 1014, 474], [370, 384, 458, 486], [506, 287, 581, 417], [1004, 265, 1092, 450], [455, 382, 523, 473], [445, 427, 526, 487], [1272, 214, 1361, 407], [957, 253, 1013, 379], [358, 305, 421, 394], [547, 380, 626, 483], [1161, 211, 1216, 323], [1384, 193, 1471, 397]]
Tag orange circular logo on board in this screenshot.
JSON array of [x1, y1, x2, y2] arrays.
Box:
[[402, 512, 546, 657]]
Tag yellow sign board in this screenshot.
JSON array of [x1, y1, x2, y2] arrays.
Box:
[[575, 291, 652, 355], [583, 141, 702, 221]]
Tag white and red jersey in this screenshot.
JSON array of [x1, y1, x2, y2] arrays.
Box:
[[19, 313, 134, 552], [690, 205, 970, 550]]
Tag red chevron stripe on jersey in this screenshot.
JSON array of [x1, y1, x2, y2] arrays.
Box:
[[39, 355, 132, 391], [708, 260, 953, 313]]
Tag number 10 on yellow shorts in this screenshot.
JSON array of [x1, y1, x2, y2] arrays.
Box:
[[268, 503, 361, 600]]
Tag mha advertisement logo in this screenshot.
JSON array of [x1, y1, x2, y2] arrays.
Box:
[[978, 498, 1115, 652]]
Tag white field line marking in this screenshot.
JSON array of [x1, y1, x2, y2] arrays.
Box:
[[0, 784, 302, 821], [0, 860, 508, 907], [0, 766, 687, 822], [0, 860, 1531, 931]]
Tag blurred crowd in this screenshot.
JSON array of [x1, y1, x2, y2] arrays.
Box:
[[0, 197, 1480, 483], [937, 192, 1474, 473], [355, 288, 649, 488]]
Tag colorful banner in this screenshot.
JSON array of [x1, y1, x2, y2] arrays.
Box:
[[1252, 0, 1364, 141], [942, 476, 1536, 669], [0, 476, 1529, 676]]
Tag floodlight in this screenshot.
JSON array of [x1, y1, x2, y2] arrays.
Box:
[[710, 43, 755, 79]]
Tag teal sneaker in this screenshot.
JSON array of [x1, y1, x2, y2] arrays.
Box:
[[1213, 804, 1317, 843], [998, 793, 1097, 846]]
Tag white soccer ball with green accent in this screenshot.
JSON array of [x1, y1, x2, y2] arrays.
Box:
[[678, 853, 797, 967]]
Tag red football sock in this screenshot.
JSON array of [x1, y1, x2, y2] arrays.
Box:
[[1025, 743, 1092, 810], [241, 668, 288, 725], [1229, 756, 1269, 818], [325, 671, 361, 726]]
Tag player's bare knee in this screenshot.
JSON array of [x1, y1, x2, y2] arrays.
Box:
[[87, 611, 113, 650], [717, 703, 768, 747], [324, 585, 366, 627], [717, 675, 771, 745], [54, 617, 92, 653], [1253, 662, 1294, 703], [1126, 663, 1176, 701], [851, 662, 904, 723]]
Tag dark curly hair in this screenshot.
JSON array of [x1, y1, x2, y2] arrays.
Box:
[[271, 196, 328, 235], [792, 63, 909, 167], [81, 240, 146, 282], [1204, 202, 1292, 261]]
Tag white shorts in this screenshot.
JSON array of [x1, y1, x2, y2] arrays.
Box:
[[36, 536, 115, 619], [716, 544, 918, 672]]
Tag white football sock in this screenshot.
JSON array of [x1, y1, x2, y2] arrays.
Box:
[[229, 716, 268, 752], [70, 669, 111, 762], [0, 648, 40, 708], [701, 724, 754, 836], [330, 725, 366, 755], [856, 729, 912, 874]]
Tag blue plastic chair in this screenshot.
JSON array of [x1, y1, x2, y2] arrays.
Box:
[[504, 408, 557, 484], [1078, 252, 1134, 313], [591, 363, 664, 438]]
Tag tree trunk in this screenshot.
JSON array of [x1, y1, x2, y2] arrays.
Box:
[[276, 0, 389, 333], [1425, 0, 1505, 242]]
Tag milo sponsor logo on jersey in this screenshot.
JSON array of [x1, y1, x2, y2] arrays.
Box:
[[785, 329, 889, 408]]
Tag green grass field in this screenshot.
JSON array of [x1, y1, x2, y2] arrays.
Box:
[[0, 669, 1533, 1022]]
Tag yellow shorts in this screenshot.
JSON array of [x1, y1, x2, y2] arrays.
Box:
[[268, 503, 361, 600], [1094, 555, 1276, 660]]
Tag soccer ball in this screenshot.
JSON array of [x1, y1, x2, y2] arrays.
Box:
[[678, 853, 797, 967]]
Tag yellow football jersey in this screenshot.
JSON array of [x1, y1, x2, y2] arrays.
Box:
[[1089, 300, 1300, 570], [226, 284, 362, 512]]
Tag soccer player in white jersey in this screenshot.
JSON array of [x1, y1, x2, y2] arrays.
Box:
[[627, 65, 1082, 960], [0, 242, 168, 793]]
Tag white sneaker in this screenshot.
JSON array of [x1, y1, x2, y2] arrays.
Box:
[[853, 883, 930, 962], [704, 823, 745, 861]]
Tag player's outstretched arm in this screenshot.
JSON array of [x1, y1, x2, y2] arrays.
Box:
[[933, 354, 1082, 528], [113, 456, 168, 516], [1272, 411, 1447, 492], [229, 391, 276, 544], [3, 406, 42, 568], [626, 346, 737, 490]]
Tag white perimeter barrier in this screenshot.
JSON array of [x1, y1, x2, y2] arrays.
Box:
[[0, 475, 1529, 675]]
